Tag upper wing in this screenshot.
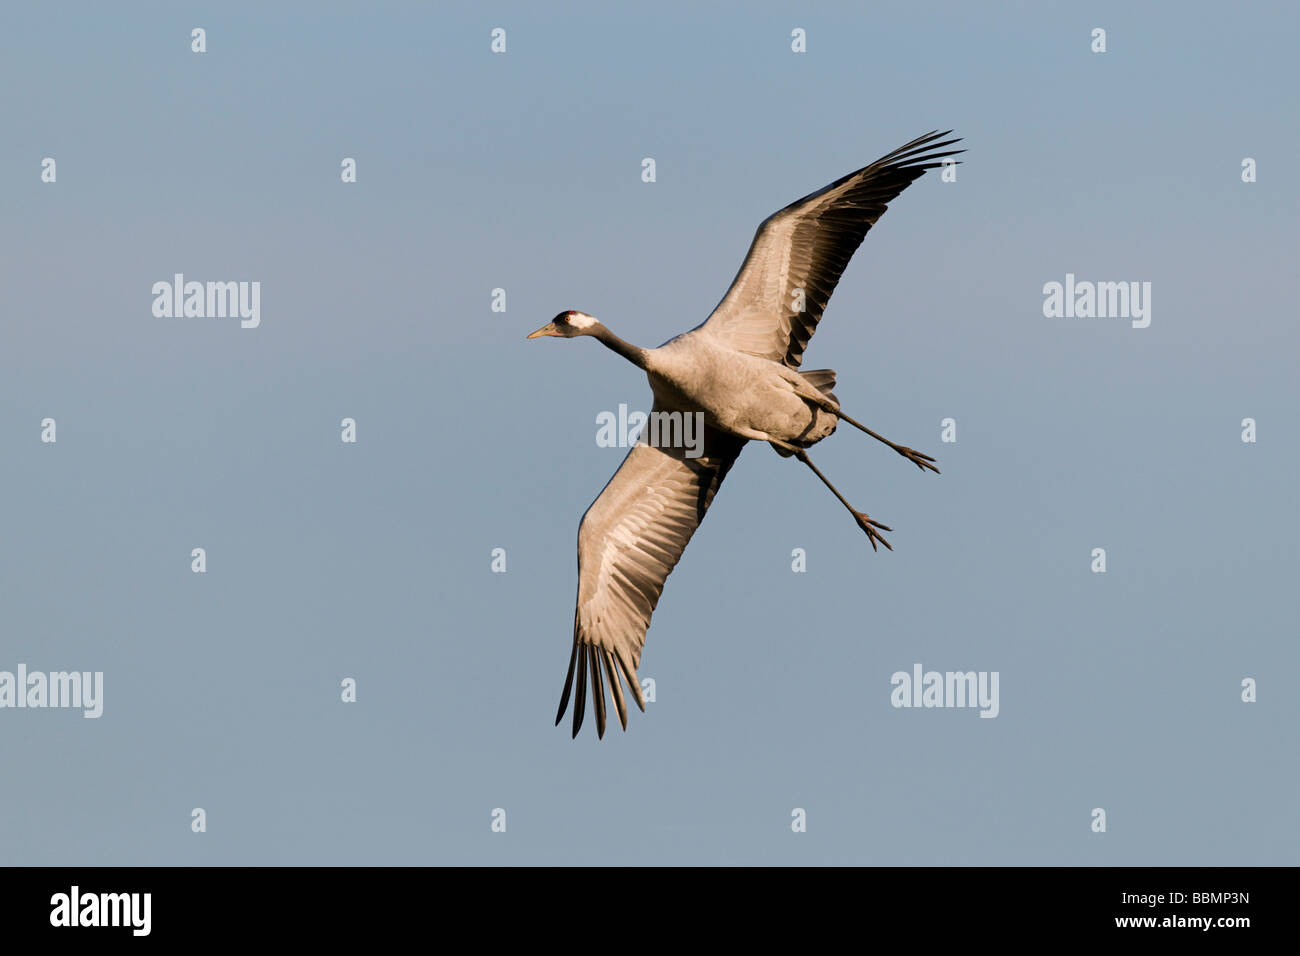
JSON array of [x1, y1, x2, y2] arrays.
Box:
[[695, 130, 963, 368], [556, 413, 746, 737]]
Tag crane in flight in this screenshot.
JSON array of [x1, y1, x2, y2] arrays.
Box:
[[528, 130, 962, 738]]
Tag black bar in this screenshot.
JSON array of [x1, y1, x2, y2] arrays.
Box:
[[0, 866, 1279, 941]]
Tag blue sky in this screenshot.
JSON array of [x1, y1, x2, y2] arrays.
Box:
[[1, 1, 1296, 864]]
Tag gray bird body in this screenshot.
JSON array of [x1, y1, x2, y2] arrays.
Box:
[[530, 130, 963, 737], [644, 333, 839, 448]]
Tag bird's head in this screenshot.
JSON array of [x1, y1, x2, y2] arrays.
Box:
[[527, 310, 600, 340]]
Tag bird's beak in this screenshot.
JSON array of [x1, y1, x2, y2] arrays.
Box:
[[526, 322, 561, 339]]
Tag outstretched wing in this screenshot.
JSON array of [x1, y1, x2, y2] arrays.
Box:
[[557, 412, 746, 737], [695, 130, 963, 368]]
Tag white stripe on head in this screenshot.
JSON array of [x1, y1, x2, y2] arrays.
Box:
[[567, 311, 598, 330]]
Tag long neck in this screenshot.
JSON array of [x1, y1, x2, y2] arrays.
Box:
[[592, 324, 648, 370]]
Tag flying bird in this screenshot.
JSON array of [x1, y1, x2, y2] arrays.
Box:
[[529, 130, 962, 738]]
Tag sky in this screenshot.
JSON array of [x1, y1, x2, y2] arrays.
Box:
[[1, 0, 1297, 865]]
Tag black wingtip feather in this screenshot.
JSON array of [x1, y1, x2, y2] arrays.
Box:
[[618, 652, 647, 712], [604, 650, 629, 731], [571, 644, 587, 738], [555, 639, 578, 727], [591, 646, 607, 739]]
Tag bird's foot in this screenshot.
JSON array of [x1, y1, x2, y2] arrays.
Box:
[[854, 510, 893, 551], [896, 445, 940, 474]]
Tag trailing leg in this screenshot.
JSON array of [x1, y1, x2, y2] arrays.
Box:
[[834, 410, 939, 473], [793, 449, 893, 551]]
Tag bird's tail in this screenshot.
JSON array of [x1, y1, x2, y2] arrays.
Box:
[[800, 368, 838, 407], [768, 368, 840, 458]]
